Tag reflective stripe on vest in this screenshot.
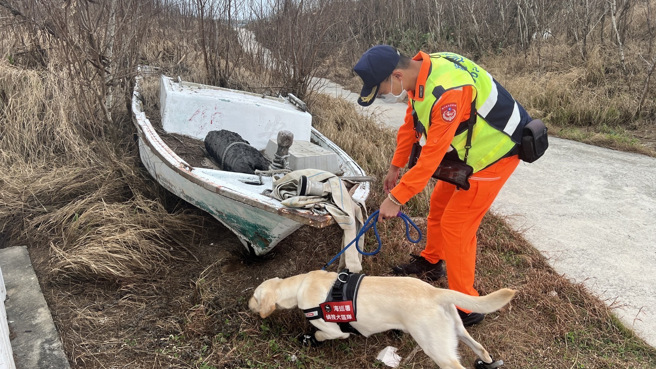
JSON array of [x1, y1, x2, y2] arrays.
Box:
[[412, 52, 531, 172]]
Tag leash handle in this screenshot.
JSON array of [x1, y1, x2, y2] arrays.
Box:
[[321, 210, 422, 270]]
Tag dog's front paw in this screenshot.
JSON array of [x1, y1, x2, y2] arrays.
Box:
[[474, 358, 504, 369], [297, 333, 323, 347]]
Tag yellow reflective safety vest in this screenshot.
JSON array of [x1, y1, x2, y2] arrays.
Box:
[[412, 52, 531, 173]]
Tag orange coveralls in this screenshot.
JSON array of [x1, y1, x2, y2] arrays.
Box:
[[389, 53, 520, 301]]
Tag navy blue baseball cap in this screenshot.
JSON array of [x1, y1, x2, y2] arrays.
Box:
[[353, 45, 400, 106]]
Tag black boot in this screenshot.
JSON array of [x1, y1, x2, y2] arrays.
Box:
[[392, 254, 445, 281], [297, 333, 322, 347], [474, 357, 504, 368], [457, 309, 485, 327]]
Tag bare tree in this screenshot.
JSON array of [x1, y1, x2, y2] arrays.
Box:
[[463, 0, 483, 54], [608, 0, 627, 71], [516, 0, 530, 54], [568, 0, 592, 59], [635, 0, 656, 118], [194, 0, 246, 87], [428, 0, 445, 41], [449, 0, 464, 49], [248, 0, 351, 99], [17, 0, 156, 131]]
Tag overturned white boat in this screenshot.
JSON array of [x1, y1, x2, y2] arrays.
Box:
[[131, 74, 370, 255]]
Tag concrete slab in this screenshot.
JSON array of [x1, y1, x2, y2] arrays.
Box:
[[1, 267, 16, 369], [0, 246, 70, 369], [491, 137, 656, 347]]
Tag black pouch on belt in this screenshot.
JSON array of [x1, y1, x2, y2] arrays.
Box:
[[408, 144, 473, 190], [518, 119, 549, 163]]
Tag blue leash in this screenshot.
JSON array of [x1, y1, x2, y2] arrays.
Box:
[[321, 210, 422, 270]]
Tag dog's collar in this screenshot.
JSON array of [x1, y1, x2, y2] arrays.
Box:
[[302, 270, 364, 335]]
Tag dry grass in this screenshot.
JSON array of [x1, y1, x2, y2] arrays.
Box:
[[0, 63, 206, 284], [479, 42, 656, 157], [0, 67, 86, 162]]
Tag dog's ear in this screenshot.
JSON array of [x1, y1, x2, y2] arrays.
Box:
[[271, 273, 305, 310], [258, 278, 281, 318], [259, 292, 277, 318]]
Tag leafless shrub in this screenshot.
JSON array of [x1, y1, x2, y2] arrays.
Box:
[[42, 0, 156, 127], [193, 0, 249, 88], [247, 0, 355, 99], [0, 0, 159, 129]]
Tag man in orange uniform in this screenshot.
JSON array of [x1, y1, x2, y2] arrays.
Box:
[[354, 45, 531, 326]]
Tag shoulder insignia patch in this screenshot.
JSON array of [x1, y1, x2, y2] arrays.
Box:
[[441, 103, 457, 122]]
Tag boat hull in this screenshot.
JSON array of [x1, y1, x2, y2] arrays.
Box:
[[131, 73, 370, 255]]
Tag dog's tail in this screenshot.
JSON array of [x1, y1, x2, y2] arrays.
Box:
[[439, 288, 516, 314]]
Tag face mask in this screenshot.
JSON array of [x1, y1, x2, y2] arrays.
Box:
[[380, 76, 407, 104]]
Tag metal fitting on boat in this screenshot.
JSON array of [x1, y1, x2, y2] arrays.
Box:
[[297, 175, 328, 197]]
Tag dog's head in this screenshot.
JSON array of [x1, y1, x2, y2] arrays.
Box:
[[248, 274, 307, 318]]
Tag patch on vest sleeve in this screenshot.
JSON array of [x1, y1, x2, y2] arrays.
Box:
[[441, 103, 458, 122], [320, 301, 356, 322]]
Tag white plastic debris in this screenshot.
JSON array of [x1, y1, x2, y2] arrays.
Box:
[[376, 346, 402, 368]]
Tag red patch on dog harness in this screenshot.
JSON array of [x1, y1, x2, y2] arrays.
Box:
[[441, 103, 457, 122], [320, 301, 356, 322]]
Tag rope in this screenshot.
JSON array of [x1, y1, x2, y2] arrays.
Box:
[[220, 141, 251, 169], [253, 168, 291, 185], [254, 168, 291, 176], [321, 210, 422, 270], [269, 153, 290, 170]]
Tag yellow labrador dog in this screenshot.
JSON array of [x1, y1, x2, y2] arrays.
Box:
[[249, 270, 515, 369]]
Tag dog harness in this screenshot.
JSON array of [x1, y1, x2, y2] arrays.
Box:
[[302, 270, 364, 335]]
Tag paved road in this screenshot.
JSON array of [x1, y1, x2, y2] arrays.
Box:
[[315, 79, 656, 347], [314, 78, 407, 129], [492, 137, 656, 347]]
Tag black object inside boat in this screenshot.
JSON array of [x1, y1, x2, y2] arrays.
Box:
[[204, 130, 270, 174]]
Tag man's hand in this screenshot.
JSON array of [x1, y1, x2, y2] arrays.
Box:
[[383, 165, 401, 193], [377, 197, 401, 222]]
